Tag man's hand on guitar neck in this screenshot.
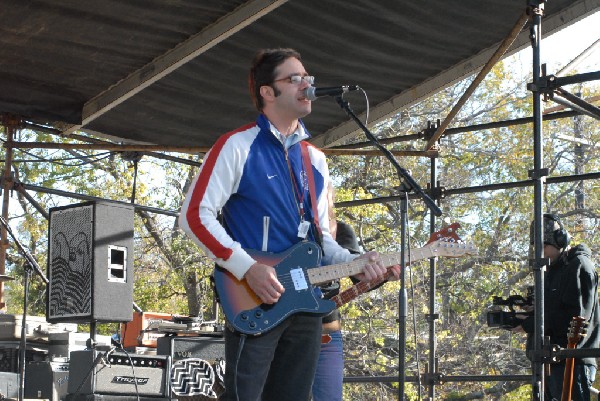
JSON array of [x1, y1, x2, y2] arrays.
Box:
[[244, 262, 286, 304], [353, 251, 401, 282]]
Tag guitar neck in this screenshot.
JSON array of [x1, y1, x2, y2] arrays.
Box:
[[562, 343, 576, 401], [562, 316, 586, 401], [307, 245, 436, 285], [332, 270, 393, 308], [330, 240, 476, 309]]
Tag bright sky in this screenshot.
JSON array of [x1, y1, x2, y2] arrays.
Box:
[[515, 10, 600, 74]]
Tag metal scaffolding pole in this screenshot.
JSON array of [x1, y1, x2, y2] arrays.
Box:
[[0, 115, 19, 310], [426, 156, 440, 400], [527, 2, 547, 401]]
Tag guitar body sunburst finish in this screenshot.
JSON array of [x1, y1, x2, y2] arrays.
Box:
[[214, 241, 335, 335]]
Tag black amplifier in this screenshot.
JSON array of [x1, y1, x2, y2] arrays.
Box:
[[67, 350, 170, 398], [157, 335, 224, 362], [24, 359, 70, 401], [66, 394, 169, 401]]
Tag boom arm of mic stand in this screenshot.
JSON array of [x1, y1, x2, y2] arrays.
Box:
[[0, 216, 49, 284], [333, 96, 442, 217]]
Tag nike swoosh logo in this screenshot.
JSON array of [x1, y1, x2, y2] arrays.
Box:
[[267, 174, 277, 179]]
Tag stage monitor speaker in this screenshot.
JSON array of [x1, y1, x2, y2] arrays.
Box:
[[67, 350, 170, 398], [47, 201, 134, 323], [24, 359, 69, 401]]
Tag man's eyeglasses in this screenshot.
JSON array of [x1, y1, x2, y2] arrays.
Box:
[[272, 75, 315, 85]]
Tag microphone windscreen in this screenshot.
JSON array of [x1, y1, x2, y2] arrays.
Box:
[[304, 86, 318, 101]]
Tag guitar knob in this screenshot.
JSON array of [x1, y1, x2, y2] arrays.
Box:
[[255, 310, 263, 318], [248, 321, 257, 329], [240, 313, 249, 321]]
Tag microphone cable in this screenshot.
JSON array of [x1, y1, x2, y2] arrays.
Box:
[[405, 207, 424, 401], [111, 325, 142, 401], [358, 86, 370, 126]]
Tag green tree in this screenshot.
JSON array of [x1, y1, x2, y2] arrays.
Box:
[[0, 55, 598, 401]]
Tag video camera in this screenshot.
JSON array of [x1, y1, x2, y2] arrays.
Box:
[[486, 286, 534, 329]]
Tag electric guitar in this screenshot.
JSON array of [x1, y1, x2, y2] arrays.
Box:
[[562, 316, 587, 401], [331, 223, 477, 308], [213, 224, 478, 335]]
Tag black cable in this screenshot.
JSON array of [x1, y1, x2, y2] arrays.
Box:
[[1, 151, 113, 163], [0, 138, 114, 165], [234, 334, 246, 401], [122, 349, 142, 401], [405, 204, 423, 400], [131, 159, 139, 204], [109, 323, 142, 401]]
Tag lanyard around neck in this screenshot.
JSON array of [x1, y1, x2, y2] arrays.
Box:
[[300, 142, 323, 240], [285, 151, 306, 220]]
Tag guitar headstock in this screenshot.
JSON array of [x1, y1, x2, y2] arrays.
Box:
[[424, 223, 478, 257], [427, 238, 478, 258], [427, 223, 461, 244], [567, 316, 587, 347]]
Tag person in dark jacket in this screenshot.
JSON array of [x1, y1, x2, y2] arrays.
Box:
[[518, 213, 600, 401]]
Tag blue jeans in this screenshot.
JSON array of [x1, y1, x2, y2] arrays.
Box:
[[312, 330, 344, 401], [546, 363, 597, 401], [222, 314, 322, 401]]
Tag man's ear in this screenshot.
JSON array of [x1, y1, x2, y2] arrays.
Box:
[[260, 85, 276, 104]]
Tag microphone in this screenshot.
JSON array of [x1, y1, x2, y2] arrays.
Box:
[[304, 85, 359, 101]]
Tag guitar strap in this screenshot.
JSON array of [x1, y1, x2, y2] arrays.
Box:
[[300, 141, 323, 249]]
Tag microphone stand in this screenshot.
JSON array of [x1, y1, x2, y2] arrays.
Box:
[[333, 96, 442, 400], [0, 216, 49, 401]]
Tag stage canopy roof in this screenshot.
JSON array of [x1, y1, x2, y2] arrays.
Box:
[[1, 0, 598, 150]]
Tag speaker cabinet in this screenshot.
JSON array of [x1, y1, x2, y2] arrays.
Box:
[[67, 350, 170, 398], [157, 335, 225, 399], [47, 201, 134, 323]]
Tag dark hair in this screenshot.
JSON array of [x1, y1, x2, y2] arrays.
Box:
[[529, 213, 571, 249], [543, 213, 570, 249], [336, 221, 361, 254], [248, 48, 301, 112]]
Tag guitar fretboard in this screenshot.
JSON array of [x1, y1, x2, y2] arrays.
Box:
[[332, 270, 393, 308], [307, 245, 438, 285]]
